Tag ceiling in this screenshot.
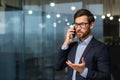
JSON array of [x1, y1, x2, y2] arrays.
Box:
[[1, 0, 120, 15], [54, 0, 120, 15]]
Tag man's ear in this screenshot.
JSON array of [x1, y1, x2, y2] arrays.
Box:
[[90, 22, 94, 29]]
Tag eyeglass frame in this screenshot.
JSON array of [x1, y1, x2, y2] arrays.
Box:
[[73, 22, 89, 28]]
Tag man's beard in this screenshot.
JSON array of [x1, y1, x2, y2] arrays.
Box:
[[76, 29, 91, 40]]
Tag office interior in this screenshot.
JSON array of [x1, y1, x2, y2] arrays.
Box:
[[0, 0, 120, 80]]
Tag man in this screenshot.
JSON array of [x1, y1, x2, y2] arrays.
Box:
[[55, 9, 111, 80]]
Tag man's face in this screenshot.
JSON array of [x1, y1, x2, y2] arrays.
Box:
[[74, 15, 94, 40]]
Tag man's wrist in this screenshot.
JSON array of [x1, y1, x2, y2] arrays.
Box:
[[61, 45, 68, 50], [63, 41, 69, 46]]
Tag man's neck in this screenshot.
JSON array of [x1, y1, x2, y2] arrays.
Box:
[[80, 34, 92, 42]]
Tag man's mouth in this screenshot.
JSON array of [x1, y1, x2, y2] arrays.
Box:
[[77, 31, 83, 34]]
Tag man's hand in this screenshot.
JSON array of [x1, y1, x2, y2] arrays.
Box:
[[66, 57, 85, 73], [63, 28, 75, 46]]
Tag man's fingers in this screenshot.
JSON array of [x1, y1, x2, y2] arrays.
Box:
[[81, 57, 85, 63], [66, 61, 80, 67], [66, 60, 72, 65], [66, 60, 74, 67]]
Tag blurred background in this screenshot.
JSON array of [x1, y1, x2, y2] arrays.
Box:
[[0, 0, 120, 80]]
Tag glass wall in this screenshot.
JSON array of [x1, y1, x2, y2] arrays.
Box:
[[0, 0, 119, 80]]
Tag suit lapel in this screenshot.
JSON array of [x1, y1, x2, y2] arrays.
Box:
[[71, 43, 78, 63], [80, 37, 96, 61]]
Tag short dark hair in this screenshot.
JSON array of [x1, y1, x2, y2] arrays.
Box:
[[74, 9, 95, 24]]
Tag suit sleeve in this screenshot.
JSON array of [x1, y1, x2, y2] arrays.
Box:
[[54, 48, 69, 71], [54, 42, 77, 71]]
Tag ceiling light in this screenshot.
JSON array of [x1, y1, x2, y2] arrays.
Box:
[[50, 2, 55, 7], [107, 13, 111, 17], [71, 6, 76, 11], [118, 18, 120, 22], [46, 14, 51, 19], [65, 18, 68, 22], [58, 20, 61, 23], [56, 14, 60, 18], [94, 16, 97, 19], [53, 22, 57, 27], [109, 16, 113, 20], [67, 22, 70, 26], [28, 10, 33, 14], [101, 15, 105, 19]]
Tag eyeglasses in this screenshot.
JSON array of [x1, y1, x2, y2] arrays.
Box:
[[74, 22, 89, 28]]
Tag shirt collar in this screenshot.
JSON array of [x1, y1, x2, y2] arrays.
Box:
[[78, 35, 93, 45]]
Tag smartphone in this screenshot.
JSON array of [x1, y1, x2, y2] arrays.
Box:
[[69, 24, 75, 39]]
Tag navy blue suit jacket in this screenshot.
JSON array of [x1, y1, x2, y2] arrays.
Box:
[[55, 37, 111, 80]]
